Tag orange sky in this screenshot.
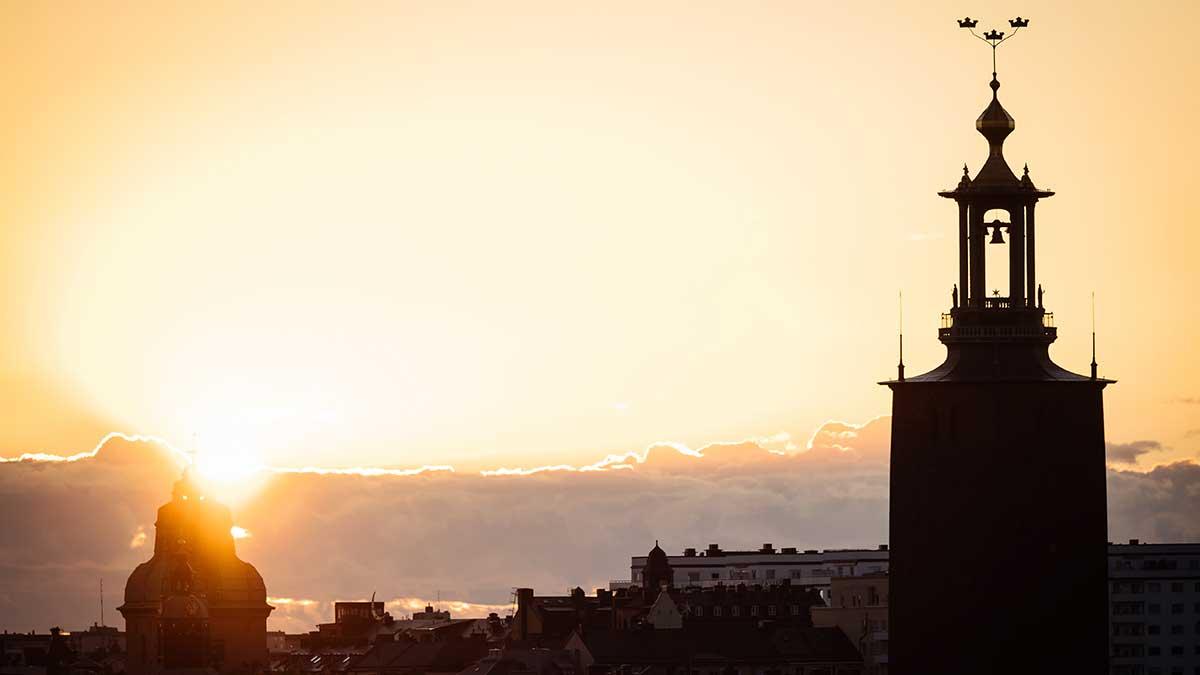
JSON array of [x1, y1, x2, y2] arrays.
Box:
[[2, 1, 1198, 471]]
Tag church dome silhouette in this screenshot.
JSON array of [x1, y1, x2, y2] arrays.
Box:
[[119, 469, 271, 675]]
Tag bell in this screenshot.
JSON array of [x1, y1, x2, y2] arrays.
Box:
[[989, 225, 1006, 245]]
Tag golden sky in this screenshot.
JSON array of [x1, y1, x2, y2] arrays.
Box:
[[2, 1, 1198, 471]]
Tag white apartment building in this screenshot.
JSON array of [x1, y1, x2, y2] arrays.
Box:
[[613, 542, 891, 603], [1109, 540, 1200, 675]]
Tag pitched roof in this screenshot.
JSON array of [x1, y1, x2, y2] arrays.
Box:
[[577, 624, 860, 665]]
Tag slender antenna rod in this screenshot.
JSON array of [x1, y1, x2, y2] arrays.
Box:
[[897, 291, 905, 382], [1090, 292, 1098, 379], [100, 578, 104, 627]]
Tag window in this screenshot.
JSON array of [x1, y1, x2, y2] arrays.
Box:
[[1114, 581, 1144, 594], [1195, 603, 1200, 613], [1172, 582, 1184, 593], [1114, 602, 1146, 616], [1150, 583, 1163, 593], [688, 572, 700, 582], [1172, 604, 1185, 615], [694, 606, 703, 617], [711, 573, 720, 580], [790, 604, 800, 616], [750, 605, 759, 617], [1171, 646, 1184, 656], [768, 605, 777, 617], [1113, 623, 1145, 636], [713, 606, 722, 617], [731, 606, 741, 617], [1113, 644, 1145, 658], [1171, 624, 1184, 635], [1148, 646, 1161, 656], [790, 570, 803, 579], [1151, 603, 1163, 614], [766, 569, 776, 580], [1149, 625, 1161, 635]]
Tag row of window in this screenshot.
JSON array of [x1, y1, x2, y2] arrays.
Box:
[[1112, 602, 1200, 616], [1113, 581, 1200, 594], [1112, 558, 1200, 571], [1114, 666, 1200, 675], [691, 603, 803, 618], [1113, 643, 1200, 657], [678, 566, 877, 582], [1111, 622, 1200, 636]]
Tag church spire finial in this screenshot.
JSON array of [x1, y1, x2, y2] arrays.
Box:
[[959, 16, 1030, 77]]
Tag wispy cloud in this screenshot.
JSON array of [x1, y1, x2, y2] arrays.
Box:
[[1107, 440, 1164, 465], [0, 431, 188, 464], [272, 465, 455, 477]]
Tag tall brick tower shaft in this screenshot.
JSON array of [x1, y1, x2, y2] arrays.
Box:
[[882, 62, 1112, 673]]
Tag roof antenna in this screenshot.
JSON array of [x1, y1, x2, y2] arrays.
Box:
[[1090, 292, 1098, 380], [100, 578, 104, 627], [897, 291, 905, 382]]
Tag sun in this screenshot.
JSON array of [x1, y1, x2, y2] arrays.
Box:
[[194, 449, 264, 484], [188, 445, 271, 507]]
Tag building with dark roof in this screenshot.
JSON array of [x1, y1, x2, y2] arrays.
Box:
[[810, 575, 887, 675], [565, 622, 862, 675]]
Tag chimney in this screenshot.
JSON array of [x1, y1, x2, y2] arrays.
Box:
[[516, 588, 534, 640], [761, 543, 775, 554], [878, 544, 889, 551], [1128, 539, 1140, 545], [683, 548, 697, 557]]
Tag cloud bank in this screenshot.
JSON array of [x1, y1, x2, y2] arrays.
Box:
[[1, 418, 1196, 634]]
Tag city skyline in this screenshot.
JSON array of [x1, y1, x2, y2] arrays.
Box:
[[4, 6, 1200, 674]]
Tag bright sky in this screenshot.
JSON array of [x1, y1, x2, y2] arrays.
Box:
[[2, 1, 1198, 471]]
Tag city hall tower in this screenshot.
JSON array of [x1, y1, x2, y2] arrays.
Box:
[[882, 20, 1111, 674]]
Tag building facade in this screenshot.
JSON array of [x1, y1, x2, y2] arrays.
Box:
[[811, 575, 888, 675], [1108, 541, 1200, 675], [617, 543, 889, 603]]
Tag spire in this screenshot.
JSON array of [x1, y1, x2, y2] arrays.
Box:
[[1091, 292, 1099, 379], [1020, 163, 1036, 189], [957, 164, 972, 189], [973, 75, 1019, 186], [897, 291, 905, 382], [957, 17, 1030, 188]]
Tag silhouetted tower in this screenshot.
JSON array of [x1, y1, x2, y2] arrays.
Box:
[[641, 541, 673, 600], [120, 469, 271, 675], [882, 19, 1112, 675]]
